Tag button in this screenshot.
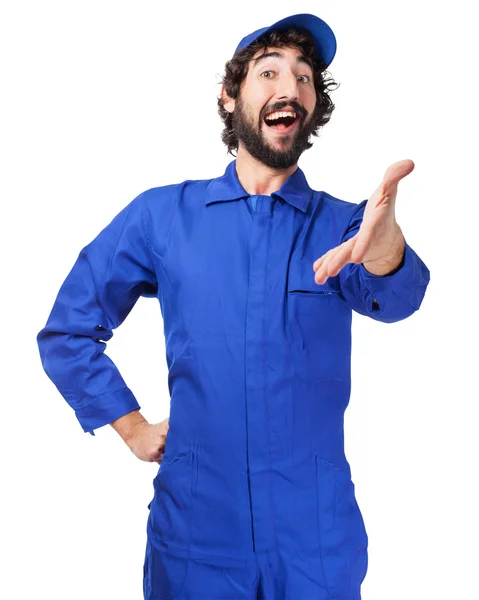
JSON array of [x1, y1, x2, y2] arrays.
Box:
[[95, 325, 106, 331]]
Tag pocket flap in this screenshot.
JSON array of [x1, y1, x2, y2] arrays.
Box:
[[288, 260, 341, 295]]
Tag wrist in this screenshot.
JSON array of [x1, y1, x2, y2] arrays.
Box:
[[362, 226, 405, 276], [110, 409, 148, 445]]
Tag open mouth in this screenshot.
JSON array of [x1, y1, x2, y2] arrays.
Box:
[[264, 110, 299, 134]]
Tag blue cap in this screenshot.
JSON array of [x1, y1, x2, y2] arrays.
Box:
[[234, 13, 337, 68]]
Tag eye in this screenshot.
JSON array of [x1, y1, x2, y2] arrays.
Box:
[[260, 70, 311, 83]]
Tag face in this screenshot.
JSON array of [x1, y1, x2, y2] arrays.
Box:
[[224, 45, 317, 169]]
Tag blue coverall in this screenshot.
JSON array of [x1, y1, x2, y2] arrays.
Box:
[[37, 159, 430, 599]]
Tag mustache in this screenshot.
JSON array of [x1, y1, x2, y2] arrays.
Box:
[[262, 101, 306, 121]]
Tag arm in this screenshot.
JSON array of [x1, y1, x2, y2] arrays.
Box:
[[36, 191, 158, 435], [110, 408, 149, 443], [338, 199, 431, 323]]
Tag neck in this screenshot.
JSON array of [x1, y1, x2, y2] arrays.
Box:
[[234, 145, 298, 196]]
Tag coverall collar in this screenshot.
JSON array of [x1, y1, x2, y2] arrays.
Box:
[[205, 159, 313, 212]]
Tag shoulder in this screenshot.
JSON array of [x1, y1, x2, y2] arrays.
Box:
[[129, 175, 214, 216], [135, 175, 214, 205], [313, 190, 367, 217], [312, 190, 368, 224], [307, 190, 368, 242]]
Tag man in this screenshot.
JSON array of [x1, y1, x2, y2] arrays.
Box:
[[37, 13, 430, 600]]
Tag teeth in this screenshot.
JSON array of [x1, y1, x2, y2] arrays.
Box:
[[265, 111, 297, 121]]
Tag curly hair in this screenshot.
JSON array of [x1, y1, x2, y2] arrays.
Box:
[[217, 27, 340, 156]]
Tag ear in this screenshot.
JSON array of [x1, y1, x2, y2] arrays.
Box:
[[221, 84, 236, 113]]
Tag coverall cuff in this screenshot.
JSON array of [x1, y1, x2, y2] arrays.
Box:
[[358, 241, 430, 307], [75, 386, 141, 436]]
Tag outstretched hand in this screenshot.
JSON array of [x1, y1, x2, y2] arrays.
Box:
[[313, 160, 414, 284]]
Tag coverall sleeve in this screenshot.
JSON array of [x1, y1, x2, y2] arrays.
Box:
[[338, 199, 431, 323], [36, 192, 158, 435]]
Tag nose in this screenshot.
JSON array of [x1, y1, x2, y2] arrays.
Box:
[[276, 71, 300, 102]]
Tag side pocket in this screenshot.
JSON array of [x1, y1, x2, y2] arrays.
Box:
[[144, 539, 191, 600], [315, 455, 368, 598], [149, 451, 195, 552]]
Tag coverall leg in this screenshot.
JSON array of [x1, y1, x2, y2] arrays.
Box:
[[143, 543, 363, 599]]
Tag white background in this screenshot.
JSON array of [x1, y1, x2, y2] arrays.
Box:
[[1, 1, 477, 598]]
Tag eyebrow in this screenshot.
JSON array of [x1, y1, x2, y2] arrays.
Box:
[[252, 50, 313, 73]]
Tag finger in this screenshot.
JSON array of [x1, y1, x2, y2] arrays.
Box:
[[313, 241, 346, 271], [316, 237, 355, 280], [383, 159, 415, 189], [314, 248, 340, 283], [350, 225, 376, 264], [326, 239, 355, 276], [313, 247, 338, 282], [313, 247, 334, 272], [154, 451, 164, 464], [373, 183, 389, 208]]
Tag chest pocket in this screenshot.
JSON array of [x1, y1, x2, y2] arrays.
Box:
[[287, 260, 351, 382], [287, 259, 342, 296]]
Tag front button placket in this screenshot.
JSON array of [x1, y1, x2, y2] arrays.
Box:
[[244, 194, 276, 553]]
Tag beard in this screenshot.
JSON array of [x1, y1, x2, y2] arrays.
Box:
[[231, 95, 317, 170]]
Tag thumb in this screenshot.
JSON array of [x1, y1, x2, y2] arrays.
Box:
[[383, 159, 415, 189]]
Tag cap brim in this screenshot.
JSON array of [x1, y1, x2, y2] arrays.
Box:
[[261, 13, 337, 66], [249, 13, 337, 68]]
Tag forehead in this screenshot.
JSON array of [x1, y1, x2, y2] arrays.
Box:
[[249, 46, 313, 71], [252, 45, 303, 59]]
